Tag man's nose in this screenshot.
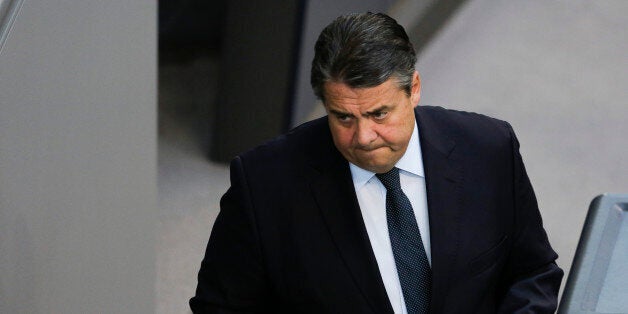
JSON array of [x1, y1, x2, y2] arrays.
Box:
[[355, 120, 377, 147]]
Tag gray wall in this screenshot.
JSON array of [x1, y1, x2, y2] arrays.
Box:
[[0, 1, 157, 313]]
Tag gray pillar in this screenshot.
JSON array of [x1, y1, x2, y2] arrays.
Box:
[[0, 1, 157, 313]]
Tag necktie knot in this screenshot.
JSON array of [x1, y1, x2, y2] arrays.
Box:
[[376, 167, 402, 191]]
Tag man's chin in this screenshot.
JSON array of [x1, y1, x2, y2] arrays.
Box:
[[363, 164, 395, 174], [354, 157, 396, 173]]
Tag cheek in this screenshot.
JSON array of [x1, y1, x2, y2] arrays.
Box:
[[377, 126, 399, 144], [330, 126, 354, 148], [378, 123, 410, 147]]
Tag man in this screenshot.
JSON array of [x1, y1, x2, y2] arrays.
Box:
[[191, 12, 563, 313]]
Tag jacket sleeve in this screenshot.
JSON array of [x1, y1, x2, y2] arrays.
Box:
[[497, 124, 564, 313], [190, 156, 271, 313]]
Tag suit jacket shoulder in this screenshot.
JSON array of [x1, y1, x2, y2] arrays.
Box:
[[417, 105, 513, 149], [238, 116, 343, 175]]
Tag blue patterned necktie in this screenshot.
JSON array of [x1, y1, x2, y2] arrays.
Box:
[[376, 167, 431, 314]]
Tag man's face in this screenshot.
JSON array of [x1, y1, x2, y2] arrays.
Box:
[[323, 72, 421, 173]]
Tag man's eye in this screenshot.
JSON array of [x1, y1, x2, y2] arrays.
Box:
[[373, 111, 388, 120], [337, 115, 352, 122]]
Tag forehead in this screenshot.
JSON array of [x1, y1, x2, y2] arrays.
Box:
[[323, 78, 404, 110]]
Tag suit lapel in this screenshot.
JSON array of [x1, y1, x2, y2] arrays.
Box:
[[416, 107, 463, 313], [309, 135, 394, 314]]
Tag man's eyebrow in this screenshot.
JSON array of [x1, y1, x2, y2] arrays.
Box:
[[328, 109, 353, 116], [365, 105, 391, 115], [328, 105, 392, 117]]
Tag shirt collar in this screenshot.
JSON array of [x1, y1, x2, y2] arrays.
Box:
[[350, 120, 425, 190]]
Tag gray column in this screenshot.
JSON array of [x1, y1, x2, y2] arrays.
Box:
[[0, 1, 157, 313]]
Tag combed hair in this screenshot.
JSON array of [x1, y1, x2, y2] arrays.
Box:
[[311, 12, 417, 101]]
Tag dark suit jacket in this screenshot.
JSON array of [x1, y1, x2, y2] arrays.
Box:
[[191, 106, 563, 313]]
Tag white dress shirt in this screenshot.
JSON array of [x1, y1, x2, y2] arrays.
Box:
[[349, 121, 431, 314]]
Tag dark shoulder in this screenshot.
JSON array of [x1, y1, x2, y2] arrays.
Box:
[[419, 105, 511, 131], [418, 105, 514, 148], [237, 116, 337, 169]]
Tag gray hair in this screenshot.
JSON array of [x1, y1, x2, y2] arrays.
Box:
[[310, 12, 417, 102]]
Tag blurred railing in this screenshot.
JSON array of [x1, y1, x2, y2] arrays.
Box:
[[0, 0, 24, 53], [559, 194, 628, 313]]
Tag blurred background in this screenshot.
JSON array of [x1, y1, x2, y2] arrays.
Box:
[[1, 0, 626, 313]]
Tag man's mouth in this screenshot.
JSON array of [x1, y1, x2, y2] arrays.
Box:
[[356, 146, 384, 152]]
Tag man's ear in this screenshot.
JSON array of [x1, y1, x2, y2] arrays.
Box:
[[411, 71, 421, 107]]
